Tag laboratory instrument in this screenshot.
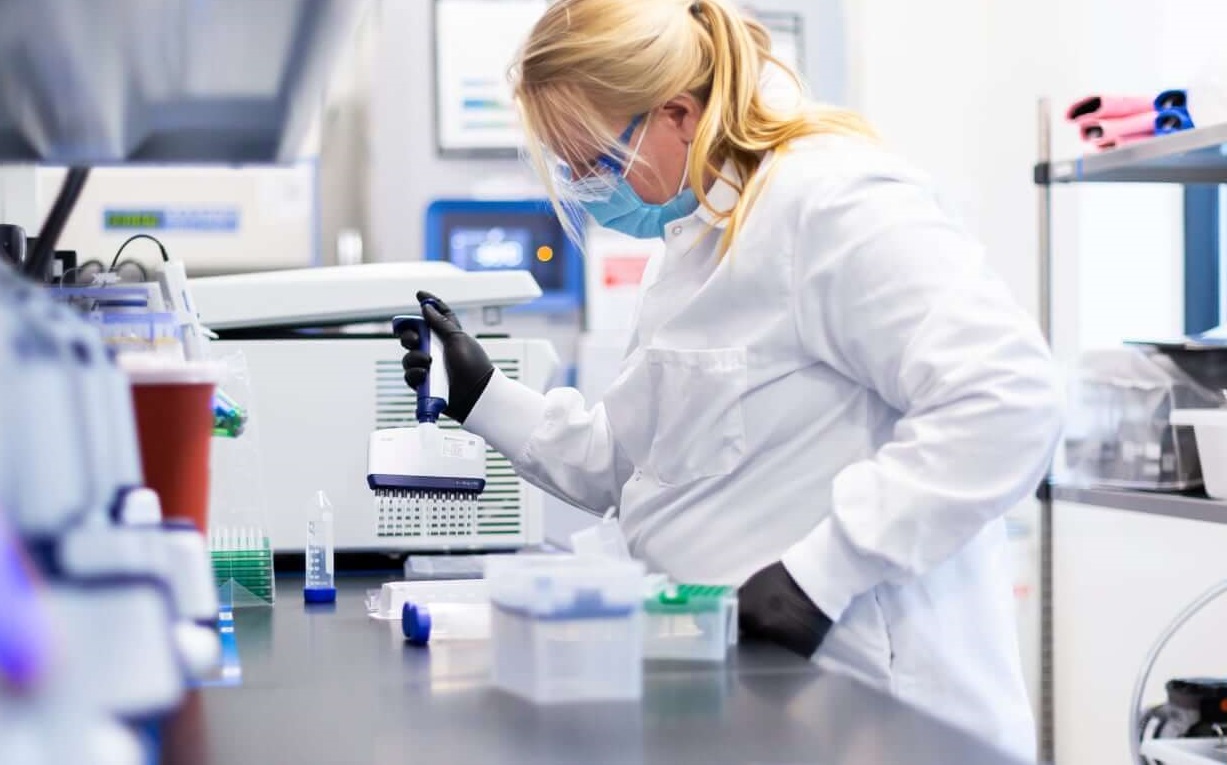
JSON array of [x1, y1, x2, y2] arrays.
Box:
[[368, 578, 489, 620], [367, 422, 486, 539], [1063, 347, 1225, 491], [192, 262, 559, 553], [366, 311, 488, 535], [15, 165, 319, 276], [304, 492, 337, 604], [1169, 409, 1227, 499], [424, 199, 599, 541], [643, 584, 738, 663], [1140, 678, 1227, 745], [402, 601, 492, 645], [486, 555, 646, 704], [424, 199, 583, 316], [1132, 577, 1227, 764], [0, 259, 220, 753], [190, 261, 538, 331]]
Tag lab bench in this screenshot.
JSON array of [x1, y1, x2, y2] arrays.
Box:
[[158, 575, 1027, 765]]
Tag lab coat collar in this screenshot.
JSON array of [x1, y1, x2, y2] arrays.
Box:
[[692, 160, 742, 230]]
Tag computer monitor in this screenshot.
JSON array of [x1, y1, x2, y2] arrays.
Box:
[[432, 0, 548, 156], [423, 199, 583, 314]]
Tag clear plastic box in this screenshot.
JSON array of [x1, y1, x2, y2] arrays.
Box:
[[367, 578, 488, 620], [643, 584, 737, 662], [1063, 348, 1225, 491], [485, 555, 645, 704]]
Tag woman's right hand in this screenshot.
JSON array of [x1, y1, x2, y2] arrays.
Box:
[[399, 291, 495, 423]]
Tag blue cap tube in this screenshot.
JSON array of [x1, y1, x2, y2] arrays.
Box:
[[401, 602, 433, 645]]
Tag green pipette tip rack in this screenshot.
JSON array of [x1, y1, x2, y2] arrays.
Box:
[[645, 584, 735, 614], [211, 533, 275, 607]]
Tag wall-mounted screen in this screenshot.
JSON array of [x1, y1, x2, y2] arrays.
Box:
[[425, 199, 581, 312], [433, 0, 547, 155]]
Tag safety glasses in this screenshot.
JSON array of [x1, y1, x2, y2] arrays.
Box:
[[550, 113, 647, 202]]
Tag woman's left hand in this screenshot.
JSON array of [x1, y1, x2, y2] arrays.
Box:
[[738, 562, 833, 658]]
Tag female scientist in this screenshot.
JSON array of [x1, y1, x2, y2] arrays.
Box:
[[401, 0, 1061, 757]]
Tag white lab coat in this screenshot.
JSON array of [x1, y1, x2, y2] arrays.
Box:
[[465, 134, 1062, 761]]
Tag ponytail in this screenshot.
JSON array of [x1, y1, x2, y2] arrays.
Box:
[[686, 0, 876, 255]]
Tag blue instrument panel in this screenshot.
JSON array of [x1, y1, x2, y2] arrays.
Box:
[[424, 199, 583, 313]]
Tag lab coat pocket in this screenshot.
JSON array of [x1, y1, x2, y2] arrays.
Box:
[[643, 347, 748, 486]]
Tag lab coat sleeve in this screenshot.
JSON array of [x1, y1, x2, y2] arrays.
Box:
[[463, 370, 634, 513], [779, 171, 1063, 622]]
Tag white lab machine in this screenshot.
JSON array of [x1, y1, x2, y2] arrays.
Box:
[[192, 262, 559, 553], [0, 165, 318, 277]]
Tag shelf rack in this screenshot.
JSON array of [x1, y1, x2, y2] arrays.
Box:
[[1048, 485, 1227, 525], [1034, 103, 1227, 763], [1035, 122, 1227, 185]]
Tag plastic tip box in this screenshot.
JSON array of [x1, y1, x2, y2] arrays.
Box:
[[485, 555, 646, 704], [643, 584, 737, 662]]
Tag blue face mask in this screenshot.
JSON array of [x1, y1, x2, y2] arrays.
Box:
[[571, 114, 701, 240], [581, 175, 700, 240]]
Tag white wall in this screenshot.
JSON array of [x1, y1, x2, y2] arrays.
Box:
[[844, 0, 1224, 353]]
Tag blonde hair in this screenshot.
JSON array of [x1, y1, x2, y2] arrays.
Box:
[[510, 0, 875, 255]]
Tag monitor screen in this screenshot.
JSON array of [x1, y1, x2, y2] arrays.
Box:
[[426, 200, 582, 312], [441, 218, 566, 293], [450, 226, 532, 271], [433, 0, 548, 154]]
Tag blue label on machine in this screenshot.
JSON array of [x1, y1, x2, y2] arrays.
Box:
[[104, 207, 240, 232]]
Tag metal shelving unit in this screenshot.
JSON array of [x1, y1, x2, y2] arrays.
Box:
[[1036, 122, 1227, 185], [1050, 485, 1227, 525], [1034, 103, 1227, 763]]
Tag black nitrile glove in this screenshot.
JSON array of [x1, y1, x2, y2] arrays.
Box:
[[399, 291, 494, 423], [738, 562, 833, 658]]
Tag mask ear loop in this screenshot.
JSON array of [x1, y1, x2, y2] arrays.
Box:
[[620, 113, 651, 178], [677, 144, 692, 195]]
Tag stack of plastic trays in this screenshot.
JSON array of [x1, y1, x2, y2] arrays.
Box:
[[209, 526, 275, 607], [643, 584, 738, 662]]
